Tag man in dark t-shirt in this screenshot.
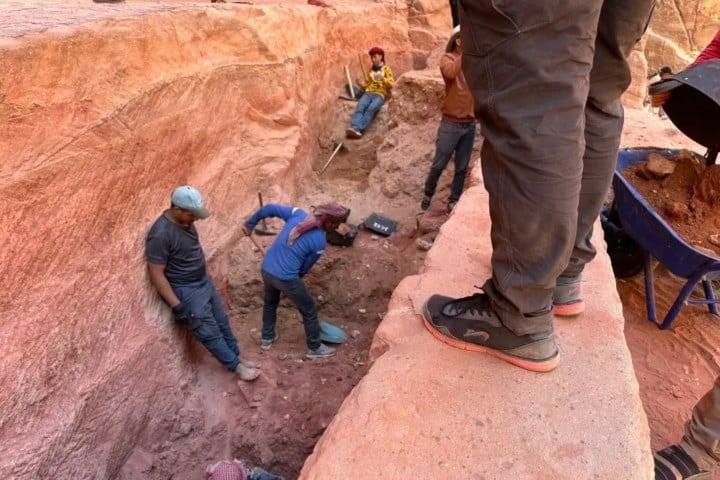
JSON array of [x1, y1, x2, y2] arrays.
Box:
[[146, 186, 259, 382]]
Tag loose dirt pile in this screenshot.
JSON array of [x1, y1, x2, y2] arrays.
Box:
[[623, 149, 720, 256]]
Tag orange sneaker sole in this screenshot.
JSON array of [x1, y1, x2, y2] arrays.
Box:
[[553, 300, 585, 317], [421, 314, 560, 373]]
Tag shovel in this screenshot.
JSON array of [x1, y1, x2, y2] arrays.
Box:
[[254, 192, 279, 236]]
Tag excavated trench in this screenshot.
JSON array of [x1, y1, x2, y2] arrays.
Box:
[[115, 66, 459, 480], [0, 3, 458, 479]]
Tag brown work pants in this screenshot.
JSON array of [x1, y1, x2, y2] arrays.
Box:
[[682, 376, 720, 472], [459, 0, 655, 335]]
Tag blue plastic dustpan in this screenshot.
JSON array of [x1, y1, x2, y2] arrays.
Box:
[[319, 321, 347, 344]]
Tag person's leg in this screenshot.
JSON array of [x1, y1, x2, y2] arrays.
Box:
[[464, 0, 603, 335], [448, 122, 476, 205], [449, 0, 459, 27], [261, 271, 282, 343], [281, 278, 322, 351], [423, 119, 463, 204], [350, 94, 372, 131], [355, 93, 385, 132], [208, 281, 239, 355], [177, 280, 240, 372], [681, 376, 720, 472], [423, 1, 604, 372], [654, 377, 720, 479], [556, 0, 656, 315]]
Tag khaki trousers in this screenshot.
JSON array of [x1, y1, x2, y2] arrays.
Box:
[[459, 0, 655, 335], [682, 376, 720, 472]]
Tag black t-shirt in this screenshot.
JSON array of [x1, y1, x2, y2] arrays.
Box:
[[146, 211, 207, 286]]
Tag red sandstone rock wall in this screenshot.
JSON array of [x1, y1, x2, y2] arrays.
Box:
[[645, 0, 720, 72]]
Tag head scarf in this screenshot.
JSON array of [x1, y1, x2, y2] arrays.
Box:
[[287, 202, 348, 245], [206, 460, 248, 480]]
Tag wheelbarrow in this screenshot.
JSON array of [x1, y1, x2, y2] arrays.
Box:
[[612, 148, 720, 329], [608, 60, 720, 329]]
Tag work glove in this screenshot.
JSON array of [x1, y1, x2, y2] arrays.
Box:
[[370, 70, 384, 82], [172, 302, 195, 326]]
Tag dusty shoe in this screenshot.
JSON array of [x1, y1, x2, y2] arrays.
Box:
[[420, 195, 431, 211], [553, 275, 585, 317], [236, 363, 260, 382], [306, 344, 336, 359], [654, 445, 710, 480], [422, 293, 559, 372], [240, 357, 261, 369], [345, 128, 362, 139], [260, 330, 279, 350]]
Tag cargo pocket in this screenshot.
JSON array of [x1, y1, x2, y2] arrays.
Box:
[[459, 0, 563, 56]]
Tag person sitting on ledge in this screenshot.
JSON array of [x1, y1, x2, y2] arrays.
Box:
[[345, 46, 394, 139]]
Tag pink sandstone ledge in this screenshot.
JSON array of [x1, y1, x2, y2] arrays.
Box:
[[301, 166, 653, 479]]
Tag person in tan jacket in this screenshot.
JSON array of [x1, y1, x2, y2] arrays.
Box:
[[420, 26, 477, 213]]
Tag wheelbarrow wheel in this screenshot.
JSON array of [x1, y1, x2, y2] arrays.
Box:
[[601, 206, 643, 279]]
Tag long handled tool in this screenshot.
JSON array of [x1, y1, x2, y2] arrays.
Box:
[[247, 233, 266, 255], [318, 141, 344, 176], [254, 192, 278, 236], [344, 65, 355, 100]]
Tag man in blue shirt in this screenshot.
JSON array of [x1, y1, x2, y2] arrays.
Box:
[[146, 186, 259, 382], [242, 202, 348, 358]]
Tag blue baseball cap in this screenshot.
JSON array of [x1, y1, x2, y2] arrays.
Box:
[[171, 186, 211, 219]]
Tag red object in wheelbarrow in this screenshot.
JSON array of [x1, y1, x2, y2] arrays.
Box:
[[610, 60, 720, 329]]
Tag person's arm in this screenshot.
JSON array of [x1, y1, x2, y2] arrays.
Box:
[[382, 65, 395, 89], [440, 52, 462, 80], [244, 204, 295, 232], [147, 262, 180, 308], [692, 30, 720, 66]]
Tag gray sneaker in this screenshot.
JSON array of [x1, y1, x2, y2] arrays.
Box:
[[306, 344, 336, 359], [260, 330, 279, 350], [553, 275, 585, 317], [422, 292, 559, 372]]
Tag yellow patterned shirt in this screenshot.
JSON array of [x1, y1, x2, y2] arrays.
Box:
[[362, 64, 395, 99]]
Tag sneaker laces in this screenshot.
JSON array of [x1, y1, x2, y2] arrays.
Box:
[[443, 292, 494, 319]]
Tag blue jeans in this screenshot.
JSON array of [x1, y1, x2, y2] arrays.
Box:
[[261, 271, 321, 350], [173, 277, 240, 371], [423, 118, 476, 203], [350, 92, 384, 132]]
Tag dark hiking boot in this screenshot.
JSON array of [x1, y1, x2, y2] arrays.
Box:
[[422, 293, 559, 372], [654, 445, 710, 480], [306, 344, 336, 359], [420, 195, 431, 211], [553, 275, 585, 317]]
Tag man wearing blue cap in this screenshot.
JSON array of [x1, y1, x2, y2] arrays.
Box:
[[146, 186, 259, 382]]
